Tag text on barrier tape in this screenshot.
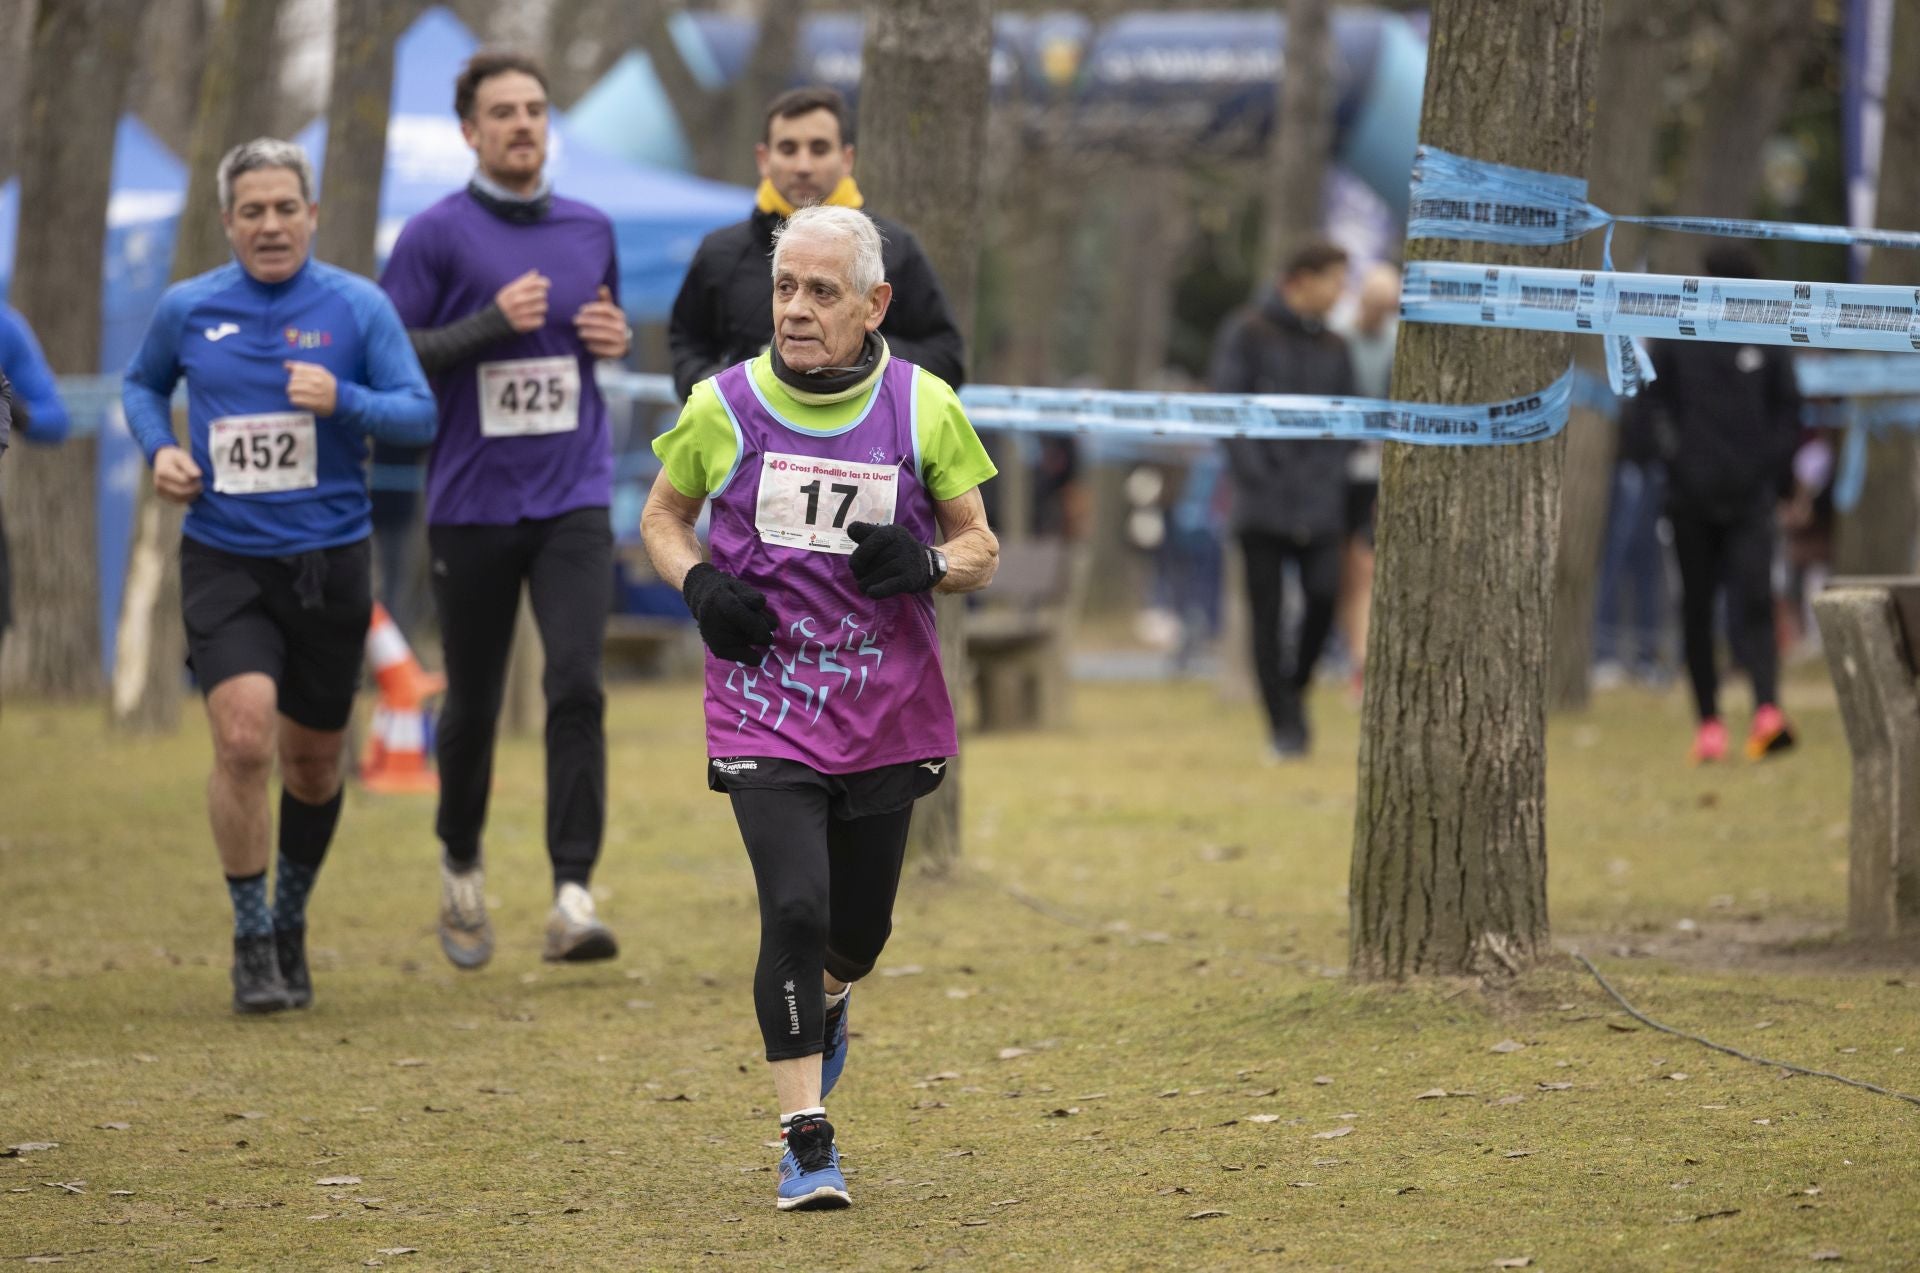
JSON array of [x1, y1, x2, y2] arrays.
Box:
[[1401, 262, 1920, 355]]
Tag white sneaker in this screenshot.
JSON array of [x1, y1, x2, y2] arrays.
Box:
[[543, 882, 618, 963], [438, 856, 494, 970]]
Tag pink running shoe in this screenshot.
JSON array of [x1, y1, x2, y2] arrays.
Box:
[[1745, 703, 1796, 760], [1689, 718, 1728, 765]]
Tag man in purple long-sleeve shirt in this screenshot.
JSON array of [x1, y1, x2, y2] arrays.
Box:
[[380, 51, 630, 970]]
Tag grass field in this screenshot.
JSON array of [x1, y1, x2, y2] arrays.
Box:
[[4, 672, 1918, 1270]]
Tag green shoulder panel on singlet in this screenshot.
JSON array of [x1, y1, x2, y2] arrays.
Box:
[[651, 379, 738, 499], [911, 369, 998, 502]]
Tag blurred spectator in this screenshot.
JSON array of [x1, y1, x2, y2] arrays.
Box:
[[0, 303, 71, 664], [1633, 246, 1802, 765], [1209, 241, 1355, 758], [1592, 376, 1669, 687]]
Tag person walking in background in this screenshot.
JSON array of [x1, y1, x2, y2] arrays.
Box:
[[1209, 241, 1356, 758], [1593, 376, 1670, 688], [1632, 246, 1802, 764]]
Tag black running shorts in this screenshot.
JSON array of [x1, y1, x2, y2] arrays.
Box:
[[706, 754, 948, 820], [179, 536, 373, 731]]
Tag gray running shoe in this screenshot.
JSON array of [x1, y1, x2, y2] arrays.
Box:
[[232, 932, 293, 1014], [438, 856, 494, 970], [542, 882, 618, 962]]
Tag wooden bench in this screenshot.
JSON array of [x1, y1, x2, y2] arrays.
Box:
[[1813, 575, 1920, 939], [964, 537, 1087, 731]]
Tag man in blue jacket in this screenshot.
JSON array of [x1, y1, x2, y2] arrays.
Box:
[[0, 303, 70, 671], [123, 138, 437, 1015]]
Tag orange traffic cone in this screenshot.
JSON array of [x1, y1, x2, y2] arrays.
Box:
[[361, 604, 443, 795]]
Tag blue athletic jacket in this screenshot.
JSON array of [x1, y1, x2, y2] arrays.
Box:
[[123, 257, 436, 557], [0, 303, 70, 449]]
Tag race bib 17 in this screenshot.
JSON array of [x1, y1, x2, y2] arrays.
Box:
[[477, 355, 581, 438], [208, 412, 317, 495], [754, 451, 902, 555]]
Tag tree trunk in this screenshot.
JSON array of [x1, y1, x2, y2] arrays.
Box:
[[856, 0, 992, 876], [0, 0, 31, 185], [1259, 0, 1333, 280], [315, 0, 406, 277], [545, 0, 646, 108], [1833, 0, 1920, 578], [0, 0, 136, 702], [110, 0, 285, 732], [713, 0, 810, 187], [125, 0, 214, 158], [1548, 0, 1674, 710], [1349, 0, 1600, 981], [1655, 0, 1819, 269]]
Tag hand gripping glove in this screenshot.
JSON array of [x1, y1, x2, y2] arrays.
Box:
[[846, 521, 948, 600], [680, 562, 776, 663]]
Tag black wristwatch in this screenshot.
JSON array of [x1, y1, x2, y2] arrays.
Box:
[[928, 547, 949, 588]]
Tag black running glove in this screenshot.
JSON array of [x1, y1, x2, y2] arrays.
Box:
[[847, 521, 947, 599], [680, 562, 776, 663]]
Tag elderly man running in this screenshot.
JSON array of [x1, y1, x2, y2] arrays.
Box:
[[642, 206, 998, 1211]]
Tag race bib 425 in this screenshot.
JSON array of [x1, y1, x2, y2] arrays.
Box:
[[478, 356, 581, 438], [754, 452, 901, 555]]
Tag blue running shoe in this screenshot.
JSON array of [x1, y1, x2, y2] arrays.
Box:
[[820, 992, 850, 1099], [776, 1116, 851, 1211]]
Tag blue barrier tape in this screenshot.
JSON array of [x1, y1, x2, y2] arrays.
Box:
[[1409, 146, 1920, 257], [1794, 352, 1920, 398], [1402, 261, 1920, 355], [959, 373, 1571, 445]]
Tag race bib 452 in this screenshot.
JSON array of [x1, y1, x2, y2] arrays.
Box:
[[209, 412, 317, 495]]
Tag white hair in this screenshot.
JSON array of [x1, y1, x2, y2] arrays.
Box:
[[770, 205, 887, 296], [217, 138, 314, 212]]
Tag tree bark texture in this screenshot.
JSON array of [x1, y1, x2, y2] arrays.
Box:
[[314, 0, 408, 277], [716, 0, 809, 187], [856, 0, 992, 876], [1833, 0, 1920, 579], [125, 0, 215, 158], [1548, 0, 1674, 710], [1349, 0, 1600, 980], [0, 0, 136, 701], [108, 0, 285, 732], [1260, 0, 1333, 281]]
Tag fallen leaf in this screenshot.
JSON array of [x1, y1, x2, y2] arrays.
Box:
[[1245, 1114, 1281, 1124], [1312, 1076, 1334, 1085], [997, 1047, 1033, 1061], [1753, 1119, 1772, 1126], [1311, 1127, 1354, 1140], [1489, 1094, 1526, 1107], [1503, 1150, 1535, 1159], [109, 1191, 134, 1197], [990, 1199, 1023, 1207], [1494, 1259, 1533, 1270], [1537, 1082, 1574, 1092], [1155, 1186, 1192, 1196], [1489, 1040, 1526, 1054], [315, 1176, 363, 1187], [225, 1112, 265, 1121], [1605, 1022, 1638, 1033], [1043, 1108, 1079, 1118], [44, 1181, 86, 1194], [95, 1122, 131, 1131], [373, 1251, 417, 1258], [1186, 1210, 1228, 1220], [1394, 1186, 1418, 1195], [1158, 1089, 1181, 1098], [921, 1071, 962, 1083], [6, 1142, 59, 1155], [187, 1260, 217, 1266], [391, 1059, 428, 1068], [1810, 1252, 1843, 1263], [1416, 1088, 1449, 1100], [1667, 1073, 1690, 1082], [1289, 1180, 1316, 1188]]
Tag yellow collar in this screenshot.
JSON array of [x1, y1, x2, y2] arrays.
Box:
[[755, 176, 866, 218]]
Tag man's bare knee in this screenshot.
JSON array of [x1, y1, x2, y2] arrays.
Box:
[[208, 679, 277, 781]]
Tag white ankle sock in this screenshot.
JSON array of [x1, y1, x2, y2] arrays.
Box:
[[780, 1105, 826, 1136], [823, 987, 849, 1011]]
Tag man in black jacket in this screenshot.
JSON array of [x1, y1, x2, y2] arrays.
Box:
[[668, 86, 966, 401], [1634, 246, 1800, 765], [1209, 241, 1356, 758]]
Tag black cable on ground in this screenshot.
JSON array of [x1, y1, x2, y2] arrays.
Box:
[[1572, 950, 1920, 1109]]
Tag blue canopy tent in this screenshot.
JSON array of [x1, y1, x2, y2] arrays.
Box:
[[296, 6, 753, 324]]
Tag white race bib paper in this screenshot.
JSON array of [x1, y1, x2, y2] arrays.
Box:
[[754, 451, 902, 555], [478, 356, 581, 438], [209, 412, 317, 495]]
